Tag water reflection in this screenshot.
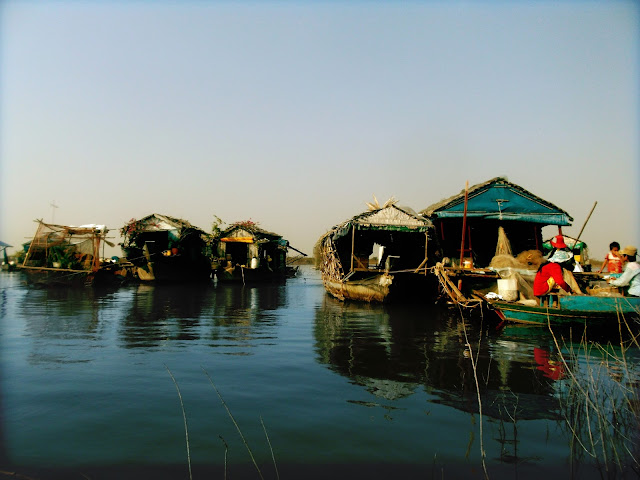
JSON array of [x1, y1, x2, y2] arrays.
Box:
[[211, 282, 285, 325], [16, 287, 115, 366], [20, 288, 103, 335], [118, 282, 286, 350], [314, 295, 561, 420], [205, 283, 285, 351], [120, 283, 213, 347], [15, 280, 288, 356]]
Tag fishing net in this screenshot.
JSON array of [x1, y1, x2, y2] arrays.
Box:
[[23, 221, 105, 269], [515, 249, 544, 269], [514, 271, 534, 299], [489, 249, 543, 270], [495, 226, 512, 256]]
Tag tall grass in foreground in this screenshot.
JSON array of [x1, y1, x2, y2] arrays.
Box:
[[165, 366, 279, 480], [549, 315, 640, 477], [455, 305, 640, 479]]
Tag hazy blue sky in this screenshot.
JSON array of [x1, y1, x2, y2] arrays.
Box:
[[1, 1, 638, 260]]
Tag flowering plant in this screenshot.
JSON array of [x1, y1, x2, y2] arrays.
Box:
[[120, 218, 141, 237], [231, 219, 259, 230], [119, 218, 159, 248]]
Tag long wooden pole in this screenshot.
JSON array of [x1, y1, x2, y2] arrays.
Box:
[[424, 231, 428, 275], [574, 201, 597, 245], [350, 225, 355, 273], [458, 181, 469, 290], [459, 181, 469, 267]]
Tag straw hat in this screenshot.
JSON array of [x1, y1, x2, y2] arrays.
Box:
[[548, 250, 573, 264], [550, 235, 567, 249], [620, 245, 637, 256]]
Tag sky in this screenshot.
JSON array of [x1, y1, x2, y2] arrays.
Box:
[[1, 0, 638, 261]]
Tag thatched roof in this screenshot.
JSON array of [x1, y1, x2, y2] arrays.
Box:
[[321, 202, 433, 243], [122, 213, 206, 235], [420, 177, 573, 226]]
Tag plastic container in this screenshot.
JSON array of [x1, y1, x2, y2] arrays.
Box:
[[497, 277, 518, 301]]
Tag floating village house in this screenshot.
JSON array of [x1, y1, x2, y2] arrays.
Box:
[[213, 220, 294, 282], [421, 177, 573, 268], [317, 199, 440, 303], [420, 177, 576, 303], [120, 213, 212, 283]]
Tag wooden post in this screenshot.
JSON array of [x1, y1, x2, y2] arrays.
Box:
[[424, 231, 428, 275], [350, 225, 355, 274], [93, 233, 100, 271], [458, 181, 469, 290], [459, 181, 469, 267]]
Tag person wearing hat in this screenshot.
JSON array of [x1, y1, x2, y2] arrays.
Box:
[[533, 249, 581, 298], [609, 246, 640, 296], [546, 235, 584, 272], [546, 235, 568, 259]]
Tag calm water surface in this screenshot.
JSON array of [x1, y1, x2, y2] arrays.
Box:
[[1, 267, 638, 479]]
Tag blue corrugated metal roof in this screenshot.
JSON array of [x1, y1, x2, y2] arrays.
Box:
[[422, 178, 573, 226]]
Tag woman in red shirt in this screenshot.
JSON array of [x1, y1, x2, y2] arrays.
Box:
[[533, 249, 579, 297]]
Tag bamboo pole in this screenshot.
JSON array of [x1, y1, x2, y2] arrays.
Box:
[[458, 181, 469, 290], [459, 181, 469, 267], [574, 201, 597, 245], [424, 231, 429, 275], [350, 225, 355, 274]]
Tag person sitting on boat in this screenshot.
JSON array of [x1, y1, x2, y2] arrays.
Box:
[[597, 241, 624, 275], [608, 246, 640, 297], [533, 250, 581, 298]]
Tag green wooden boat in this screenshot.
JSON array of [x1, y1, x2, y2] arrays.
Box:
[[485, 294, 640, 326]]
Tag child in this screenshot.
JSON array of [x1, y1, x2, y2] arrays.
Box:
[[597, 242, 623, 274]]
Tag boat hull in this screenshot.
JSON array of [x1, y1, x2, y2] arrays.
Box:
[[323, 274, 392, 303], [20, 266, 93, 287], [489, 295, 640, 326], [19, 266, 127, 287]]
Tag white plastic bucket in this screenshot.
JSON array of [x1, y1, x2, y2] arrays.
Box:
[[497, 277, 518, 301]]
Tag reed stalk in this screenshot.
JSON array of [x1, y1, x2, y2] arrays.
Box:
[[165, 365, 193, 480], [261, 415, 280, 480], [547, 312, 640, 475], [202, 367, 265, 480], [458, 305, 490, 479], [219, 435, 228, 480]]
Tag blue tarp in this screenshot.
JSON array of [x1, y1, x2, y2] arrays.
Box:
[[422, 178, 573, 226]]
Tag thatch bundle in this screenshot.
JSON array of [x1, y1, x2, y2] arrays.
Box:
[[316, 236, 344, 281], [366, 195, 398, 211], [516, 249, 544, 269], [495, 226, 513, 256]]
